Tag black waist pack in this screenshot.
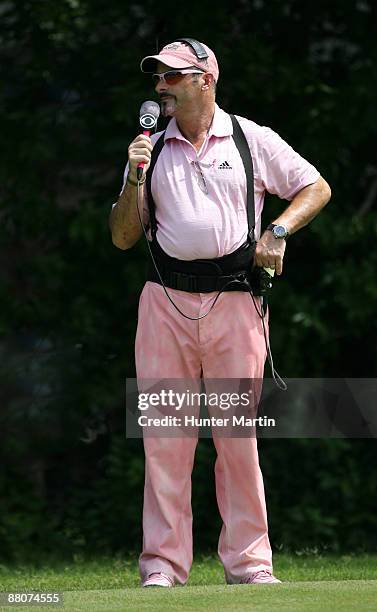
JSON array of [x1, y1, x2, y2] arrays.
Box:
[[147, 238, 266, 294]]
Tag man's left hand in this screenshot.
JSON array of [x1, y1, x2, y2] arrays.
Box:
[[254, 231, 287, 276]]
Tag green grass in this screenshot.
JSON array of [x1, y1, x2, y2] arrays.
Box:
[[0, 554, 376, 611]]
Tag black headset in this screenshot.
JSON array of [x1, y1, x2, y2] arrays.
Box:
[[175, 38, 209, 62]]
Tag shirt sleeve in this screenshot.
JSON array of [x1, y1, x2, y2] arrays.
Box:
[[258, 127, 320, 201]]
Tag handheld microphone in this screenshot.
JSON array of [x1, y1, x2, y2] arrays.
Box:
[[137, 101, 160, 180]]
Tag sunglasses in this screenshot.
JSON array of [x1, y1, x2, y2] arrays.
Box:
[[152, 69, 205, 86]]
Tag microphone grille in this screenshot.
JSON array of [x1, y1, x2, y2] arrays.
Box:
[[139, 100, 160, 120]]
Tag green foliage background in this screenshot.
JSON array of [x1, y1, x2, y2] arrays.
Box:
[[1, 0, 376, 561]]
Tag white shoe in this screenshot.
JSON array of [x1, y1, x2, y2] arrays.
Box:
[[142, 572, 174, 588], [241, 570, 282, 584]]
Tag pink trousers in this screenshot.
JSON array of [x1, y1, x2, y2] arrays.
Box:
[[135, 281, 273, 584]]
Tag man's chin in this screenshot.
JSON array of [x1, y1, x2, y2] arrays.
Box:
[[160, 97, 177, 117]]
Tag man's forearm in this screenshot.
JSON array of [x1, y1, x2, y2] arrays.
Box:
[[255, 176, 331, 273], [272, 176, 331, 235], [109, 171, 145, 250]]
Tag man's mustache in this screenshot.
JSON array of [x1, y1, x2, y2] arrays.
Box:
[[159, 93, 176, 100]]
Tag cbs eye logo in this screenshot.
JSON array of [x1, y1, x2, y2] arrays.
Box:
[[140, 114, 158, 129]]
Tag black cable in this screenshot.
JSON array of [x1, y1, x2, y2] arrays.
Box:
[[136, 180, 242, 321], [249, 292, 287, 391], [135, 178, 287, 389]]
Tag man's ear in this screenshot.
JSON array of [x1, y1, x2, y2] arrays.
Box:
[[201, 73, 214, 90]]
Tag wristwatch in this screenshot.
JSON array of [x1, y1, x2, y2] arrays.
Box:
[[266, 223, 289, 239]]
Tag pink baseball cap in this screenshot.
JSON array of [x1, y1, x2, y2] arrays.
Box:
[[140, 40, 219, 83]]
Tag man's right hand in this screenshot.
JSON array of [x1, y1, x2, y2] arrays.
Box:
[[128, 134, 153, 180]]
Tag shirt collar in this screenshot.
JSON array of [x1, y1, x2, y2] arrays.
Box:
[[164, 103, 233, 142], [209, 104, 233, 137]]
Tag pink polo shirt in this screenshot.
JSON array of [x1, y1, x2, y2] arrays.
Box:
[[120, 104, 320, 260]]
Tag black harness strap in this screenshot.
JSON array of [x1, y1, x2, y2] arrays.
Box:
[[145, 114, 255, 242], [145, 131, 165, 239], [229, 114, 255, 241]]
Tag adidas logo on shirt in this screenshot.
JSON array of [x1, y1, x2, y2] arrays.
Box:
[[218, 160, 232, 169]]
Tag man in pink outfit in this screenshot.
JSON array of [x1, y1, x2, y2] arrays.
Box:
[[110, 38, 331, 587]]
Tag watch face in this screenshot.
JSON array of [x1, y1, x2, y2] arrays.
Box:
[[274, 225, 287, 238]]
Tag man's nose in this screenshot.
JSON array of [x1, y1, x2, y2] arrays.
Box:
[[155, 78, 167, 93]]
